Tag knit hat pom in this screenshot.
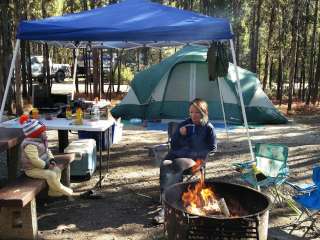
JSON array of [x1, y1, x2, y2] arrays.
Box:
[[19, 114, 29, 124]]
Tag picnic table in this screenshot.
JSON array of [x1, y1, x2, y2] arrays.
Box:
[[1, 117, 115, 188], [0, 127, 24, 182]]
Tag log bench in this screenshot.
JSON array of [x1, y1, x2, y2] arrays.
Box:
[[0, 153, 75, 240]]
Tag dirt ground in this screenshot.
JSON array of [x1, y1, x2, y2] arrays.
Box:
[[34, 115, 320, 240]]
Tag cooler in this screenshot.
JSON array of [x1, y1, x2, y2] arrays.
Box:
[[64, 139, 97, 177]]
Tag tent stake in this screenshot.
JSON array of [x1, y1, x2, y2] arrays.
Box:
[[0, 39, 21, 122], [229, 39, 254, 162]]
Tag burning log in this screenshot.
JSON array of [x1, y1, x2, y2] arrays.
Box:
[[217, 198, 230, 217]]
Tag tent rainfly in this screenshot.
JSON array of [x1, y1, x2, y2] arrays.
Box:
[[112, 46, 288, 125], [0, 0, 255, 160]]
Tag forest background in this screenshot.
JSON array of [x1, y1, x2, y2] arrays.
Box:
[[0, 0, 319, 116]]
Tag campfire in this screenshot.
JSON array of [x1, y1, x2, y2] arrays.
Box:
[[182, 165, 247, 217], [182, 170, 228, 216]]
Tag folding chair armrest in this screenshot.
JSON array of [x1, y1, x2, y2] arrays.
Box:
[[152, 143, 169, 151], [276, 168, 289, 179], [285, 180, 317, 194], [232, 160, 255, 170]]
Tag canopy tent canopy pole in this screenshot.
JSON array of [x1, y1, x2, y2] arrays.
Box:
[[0, 39, 21, 122], [229, 39, 254, 162], [217, 77, 229, 139], [71, 48, 79, 100]]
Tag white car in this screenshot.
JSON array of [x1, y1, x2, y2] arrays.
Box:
[[30, 55, 71, 82]]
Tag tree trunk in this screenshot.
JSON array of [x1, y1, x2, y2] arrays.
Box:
[[306, 0, 319, 105], [19, 0, 28, 99], [1, 0, 14, 115], [300, 0, 310, 101], [137, 49, 140, 72], [13, 0, 23, 115], [249, 0, 262, 73], [312, 34, 320, 103], [100, 49, 104, 95], [117, 50, 122, 93], [276, 50, 283, 104], [268, 58, 274, 90], [43, 43, 51, 87], [15, 46, 23, 115], [287, 0, 300, 112], [0, 4, 4, 99], [262, 3, 276, 91], [21, 41, 28, 98], [92, 48, 100, 98], [232, 0, 242, 63]]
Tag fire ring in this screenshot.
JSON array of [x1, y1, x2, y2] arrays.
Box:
[[163, 180, 271, 240]]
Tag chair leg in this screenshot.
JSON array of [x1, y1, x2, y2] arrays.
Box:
[[273, 187, 283, 205], [288, 212, 305, 234], [286, 210, 320, 237], [269, 187, 301, 214]]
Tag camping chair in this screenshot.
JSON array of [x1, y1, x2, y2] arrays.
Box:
[[153, 121, 213, 181], [150, 122, 180, 164], [233, 143, 289, 204], [283, 165, 320, 237]]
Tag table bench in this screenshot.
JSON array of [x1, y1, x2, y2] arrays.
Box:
[[0, 153, 74, 240], [0, 127, 25, 182]]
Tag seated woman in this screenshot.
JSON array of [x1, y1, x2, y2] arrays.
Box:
[[154, 98, 217, 224]]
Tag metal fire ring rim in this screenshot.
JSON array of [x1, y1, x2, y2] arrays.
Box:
[[163, 180, 272, 220]]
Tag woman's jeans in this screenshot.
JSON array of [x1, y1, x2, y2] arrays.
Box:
[[159, 158, 195, 198]]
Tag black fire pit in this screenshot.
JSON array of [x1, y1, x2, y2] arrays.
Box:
[[164, 180, 271, 240]]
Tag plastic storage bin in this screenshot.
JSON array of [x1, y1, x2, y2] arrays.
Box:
[[64, 139, 97, 177]]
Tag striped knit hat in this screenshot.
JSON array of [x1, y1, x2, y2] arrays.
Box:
[[19, 115, 46, 138]]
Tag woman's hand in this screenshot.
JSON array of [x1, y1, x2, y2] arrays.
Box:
[[180, 126, 187, 136]]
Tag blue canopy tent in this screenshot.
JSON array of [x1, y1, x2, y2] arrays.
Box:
[[0, 0, 255, 161]]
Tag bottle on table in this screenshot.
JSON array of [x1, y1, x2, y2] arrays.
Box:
[[75, 107, 83, 125], [92, 98, 100, 121], [66, 105, 72, 120]]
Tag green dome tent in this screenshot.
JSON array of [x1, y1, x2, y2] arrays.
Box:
[[112, 46, 287, 125]]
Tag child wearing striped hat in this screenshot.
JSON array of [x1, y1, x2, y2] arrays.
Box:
[[19, 115, 74, 197]]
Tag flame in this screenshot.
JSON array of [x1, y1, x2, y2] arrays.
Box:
[[182, 165, 221, 216], [191, 159, 203, 174]]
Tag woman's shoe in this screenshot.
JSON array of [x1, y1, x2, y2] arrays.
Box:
[[153, 208, 165, 224]]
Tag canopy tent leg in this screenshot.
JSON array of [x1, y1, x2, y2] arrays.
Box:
[[71, 48, 79, 100], [217, 77, 229, 139], [229, 39, 254, 162], [0, 39, 21, 122]]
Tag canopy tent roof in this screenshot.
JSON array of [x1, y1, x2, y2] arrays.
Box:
[[17, 0, 233, 48], [3, 0, 255, 161]]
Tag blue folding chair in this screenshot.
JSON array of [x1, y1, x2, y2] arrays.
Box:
[[233, 143, 289, 204], [285, 165, 320, 237]]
